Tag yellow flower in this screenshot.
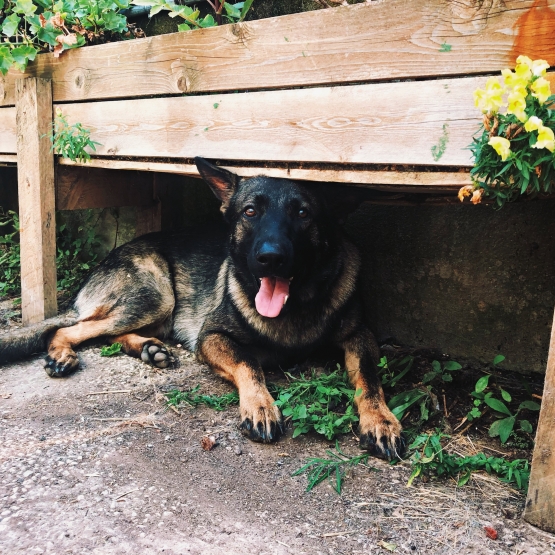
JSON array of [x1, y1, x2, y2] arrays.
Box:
[[507, 87, 527, 121], [524, 117, 555, 151], [535, 126, 555, 152], [517, 55, 550, 77], [524, 116, 543, 132], [474, 77, 504, 113], [531, 77, 551, 104], [489, 136, 512, 160]]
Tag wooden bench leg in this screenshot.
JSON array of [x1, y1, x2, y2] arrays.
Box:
[[16, 78, 57, 325], [523, 306, 555, 533]]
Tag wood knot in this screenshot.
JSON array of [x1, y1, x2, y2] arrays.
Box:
[[177, 75, 189, 93]]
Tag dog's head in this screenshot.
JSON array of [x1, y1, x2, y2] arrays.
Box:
[[195, 157, 339, 319]]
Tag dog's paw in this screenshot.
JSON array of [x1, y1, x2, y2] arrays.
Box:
[[239, 389, 284, 444], [44, 351, 79, 377], [140, 342, 172, 369], [358, 406, 406, 461]]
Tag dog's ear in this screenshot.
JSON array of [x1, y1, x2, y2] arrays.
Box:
[[195, 157, 239, 210]]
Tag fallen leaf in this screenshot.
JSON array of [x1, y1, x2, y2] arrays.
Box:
[[200, 435, 217, 451], [484, 526, 498, 540], [378, 540, 397, 552], [56, 33, 77, 46]]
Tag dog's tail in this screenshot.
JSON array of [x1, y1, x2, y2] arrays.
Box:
[[0, 311, 79, 364]]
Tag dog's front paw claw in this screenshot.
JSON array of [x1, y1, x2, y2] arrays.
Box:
[[359, 432, 406, 461], [239, 394, 283, 444], [44, 354, 79, 378], [357, 404, 405, 460], [140, 342, 172, 369]]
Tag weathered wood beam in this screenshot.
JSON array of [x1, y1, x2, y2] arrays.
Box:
[[523, 306, 555, 533], [1, 0, 554, 105], [56, 165, 158, 210], [58, 158, 470, 191], [16, 78, 57, 325]]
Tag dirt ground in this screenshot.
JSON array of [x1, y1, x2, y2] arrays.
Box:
[[1, 335, 555, 555]]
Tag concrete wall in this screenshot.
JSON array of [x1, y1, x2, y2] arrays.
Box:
[[345, 200, 555, 374]]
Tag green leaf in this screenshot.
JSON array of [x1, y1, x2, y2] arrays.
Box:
[[500, 388, 512, 403], [519, 400, 541, 411], [0, 46, 14, 75], [519, 419, 533, 433], [224, 2, 241, 19], [11, 45, 37, 69], [2, 14, 22, 37], [475, 375, 490, 393], [431, 360, 441, 373], [498, 416, 516, 443], [239, 0, 254, 20], [484, 397, 512, 416], [13, 0, 36, 16], [443, 361, 462, 371], [199, 14, 216, 28], [442, 373, 453, 382], [100, 342, 122, 357]]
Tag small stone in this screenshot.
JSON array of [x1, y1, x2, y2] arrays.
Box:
[[234, 446, 242, 456]]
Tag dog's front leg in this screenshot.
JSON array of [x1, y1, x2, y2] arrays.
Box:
[[197, 333, 283, 443], [341, 328, 406, 460]]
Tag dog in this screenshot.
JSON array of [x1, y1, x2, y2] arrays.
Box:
[[0, 157, 404, 459]]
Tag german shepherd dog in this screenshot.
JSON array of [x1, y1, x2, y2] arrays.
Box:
[[0, 158, 404, 459]]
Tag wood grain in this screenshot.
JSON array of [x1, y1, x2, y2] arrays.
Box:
[[523, 305, 555, 533], [56, 165, 156, 210], [16, 78, 57, 325], [1, 0, 554, 105], [55, 76, 485, 167], [0, 107, 16, 153], [58, 157, 471, 190]]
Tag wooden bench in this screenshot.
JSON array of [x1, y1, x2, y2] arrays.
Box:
[[0, 0, 554, 532]]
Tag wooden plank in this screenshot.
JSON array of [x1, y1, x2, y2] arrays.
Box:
[[57, 76, 485, 167], [0, 107, 16, 153], [16, 78, 57, 325], [523, 306, 555, 533], [135, 202, 162, 237], [0, 154, 16, 164], [58, 157, 471, 191], [2, 0, 554, 105], [56, 165, 157, 210]]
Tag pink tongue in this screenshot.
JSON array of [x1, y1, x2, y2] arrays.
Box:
[[255, 277, 290, 318]]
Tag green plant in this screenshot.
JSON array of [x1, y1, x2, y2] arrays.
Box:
[[0, 0, 134, 74], [56, 210, 101, 295], [100, 342, 122, 356], [460, 56, 555, 207], [466, 355, 540, 443], [292, 441, 377, 493], [422, 359, 462, 384], [51, 110, 101, 163], [0, 209, 21, 298], [377, 354, 414, 388], [273, 365, 361, 440], [131, 0, 253, 31], [0, 207, 101, 299], [408, 431, 531, 491], [166, 385, 240, 411]]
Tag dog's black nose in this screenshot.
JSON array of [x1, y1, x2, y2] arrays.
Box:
[[256, 243, 286, 272]]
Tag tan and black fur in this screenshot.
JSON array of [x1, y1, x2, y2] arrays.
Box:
[[0, 158, 405, 459]]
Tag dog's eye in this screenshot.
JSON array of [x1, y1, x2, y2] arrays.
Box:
[[298, 208, 308, 219], [244, 207, 257, 217]]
